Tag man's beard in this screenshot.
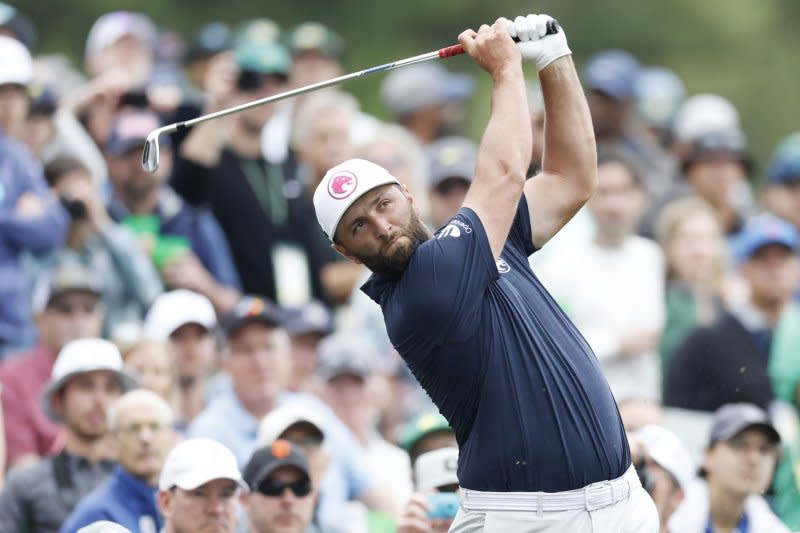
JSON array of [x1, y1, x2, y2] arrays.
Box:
[[122, 177, 158, 209], [352, 211, 432, 277]]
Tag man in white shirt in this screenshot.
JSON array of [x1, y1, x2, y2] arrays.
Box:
[[536, 149, 665, 400]]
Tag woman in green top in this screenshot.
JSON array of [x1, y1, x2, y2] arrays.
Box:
[[655, 196, 732, 373]]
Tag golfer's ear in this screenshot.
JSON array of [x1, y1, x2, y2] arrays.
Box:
[[331, 243, 362, 264]]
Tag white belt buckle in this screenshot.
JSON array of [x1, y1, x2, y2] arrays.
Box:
[[585, 481, 612, 512], [584, 484, 599, 512]]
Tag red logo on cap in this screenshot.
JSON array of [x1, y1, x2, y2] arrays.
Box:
[[271, 439, 292, 459], [328, 171, 358, 200]]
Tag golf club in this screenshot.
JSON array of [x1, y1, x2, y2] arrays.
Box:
[[141, 20, 558, 172]]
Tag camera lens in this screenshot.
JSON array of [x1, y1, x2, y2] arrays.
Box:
[[60, 197, 88, 220]]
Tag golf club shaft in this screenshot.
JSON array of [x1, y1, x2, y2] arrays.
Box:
[[163, 19, 564, 134], [170, 47, 460, 135], [143, 21, 559, 171]]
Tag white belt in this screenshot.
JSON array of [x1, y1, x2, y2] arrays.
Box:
[[459, 466, 637, 513]]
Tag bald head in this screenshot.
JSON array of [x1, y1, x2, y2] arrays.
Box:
[[108, 389, 176, 485], [108, 388, 174, 431]]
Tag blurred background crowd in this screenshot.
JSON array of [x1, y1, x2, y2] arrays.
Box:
[[0, 4, 799, 533]]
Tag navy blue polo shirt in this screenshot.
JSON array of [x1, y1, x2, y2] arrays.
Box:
[[362, 196, 630, 492]]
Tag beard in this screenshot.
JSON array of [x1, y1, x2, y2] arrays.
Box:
[[122, 175, 158, 207], [351, 210, 432, 277]]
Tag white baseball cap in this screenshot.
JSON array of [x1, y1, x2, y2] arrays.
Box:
[[313, 158, 400, 241], [0, 34, 32, 86], [672, 93, 741, 143], [85, 11, 157, 58], [257, 402, 326, 446], [634, 424, 695, 490], [143, 290, 217, 341], [414, 447, 459, 491], [41, 338, 139, 422], [159, 438, 248, 491]]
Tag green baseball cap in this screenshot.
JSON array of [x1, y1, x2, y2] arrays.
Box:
[[234, 39, 291, 76], [401, 411, 452, 452], [286, 21, 344, 60]]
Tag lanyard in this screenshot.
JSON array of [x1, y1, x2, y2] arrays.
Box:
[[705, 513, 749, 533], [239, 158, 288, 228]]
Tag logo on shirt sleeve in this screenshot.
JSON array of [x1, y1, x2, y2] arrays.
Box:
[[437, 224, 461, 239], [436, 219, 472, 239]]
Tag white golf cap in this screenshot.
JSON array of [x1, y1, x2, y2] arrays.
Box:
[[414, 447, 459, 491], [257, 402, 326, 446], [0, 34, 32, 86], [158, 438, 247, 491], [634, 424, 695, 490], [672, 93, 741, 143], [143, 290, 217, 341], [85, 11, 157, 58], [313, 158, 400, 241], [41, 338, 139, 422]]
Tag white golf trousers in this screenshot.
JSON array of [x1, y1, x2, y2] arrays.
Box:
[[448, 466, 659, 532]]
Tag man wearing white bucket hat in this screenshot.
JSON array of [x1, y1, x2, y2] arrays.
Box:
[[0, 338, 138, 533], [314, 14, 658, 531]]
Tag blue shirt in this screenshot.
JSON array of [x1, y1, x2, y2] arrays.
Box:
[[0, 132, 69, 349], [362, 197, 630, 492], [59, 466, 162, 533]]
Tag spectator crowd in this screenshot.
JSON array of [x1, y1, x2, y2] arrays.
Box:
[[0, 5, 799, 533]]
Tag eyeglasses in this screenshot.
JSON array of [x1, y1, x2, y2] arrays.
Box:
[[257, 478, 312, 498]]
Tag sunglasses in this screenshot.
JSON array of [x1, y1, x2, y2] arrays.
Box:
[[257, 478, 312, 498]]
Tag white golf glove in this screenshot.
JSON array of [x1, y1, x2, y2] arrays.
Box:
[[506, 14, 571, 72]]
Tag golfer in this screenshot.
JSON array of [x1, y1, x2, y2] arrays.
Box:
[[314, 14, 658, 531]]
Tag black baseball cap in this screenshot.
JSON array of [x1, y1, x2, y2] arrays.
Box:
[[243, 439, 310, 489], [283, 300, 333, 337], [184, 22, 232, 63], [221, 295, 284, 338], [708, 403, 781, 447]]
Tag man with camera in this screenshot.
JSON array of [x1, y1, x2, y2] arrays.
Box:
[[629, 424, 694, 533], [41, 156, 162, 340], [397, 447, 460, 533]]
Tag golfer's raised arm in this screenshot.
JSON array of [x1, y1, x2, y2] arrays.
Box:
[[520, 20, 597, 248], [459, 20, 532, 260]]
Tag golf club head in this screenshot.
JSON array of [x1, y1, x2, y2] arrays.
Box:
[[141, 132, 160, 173]]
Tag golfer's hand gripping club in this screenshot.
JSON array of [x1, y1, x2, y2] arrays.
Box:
[[437, 15, 561, 61], [141, 14, 560, 173]]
